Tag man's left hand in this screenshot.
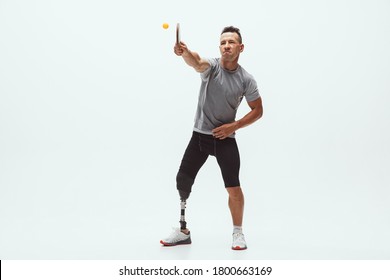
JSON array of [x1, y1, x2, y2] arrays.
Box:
[[212, 122, 239, 139]]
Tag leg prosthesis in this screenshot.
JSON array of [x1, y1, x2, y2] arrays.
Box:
[[176, 172, 194, 230]]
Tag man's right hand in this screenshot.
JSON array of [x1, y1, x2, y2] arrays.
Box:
[[174, 42, 188, 56]]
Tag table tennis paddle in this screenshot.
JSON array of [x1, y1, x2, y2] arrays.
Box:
[[176, 23, 181, 44]]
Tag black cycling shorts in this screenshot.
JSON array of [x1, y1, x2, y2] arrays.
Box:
[[178, 131, 240, 187]]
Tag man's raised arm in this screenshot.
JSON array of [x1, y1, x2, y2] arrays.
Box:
[[174, 42, 210, 73]]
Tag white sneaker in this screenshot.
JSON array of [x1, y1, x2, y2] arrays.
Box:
[[160, 228, 192, 246], [232, 232, 247, 250]]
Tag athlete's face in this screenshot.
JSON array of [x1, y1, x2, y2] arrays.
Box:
[[219, 32, 244, 61]]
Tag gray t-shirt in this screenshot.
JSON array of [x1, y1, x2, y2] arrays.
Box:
[[193, 58, 260, 137]]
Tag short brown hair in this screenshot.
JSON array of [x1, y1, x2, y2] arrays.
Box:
[[221, 26, 242, 43]]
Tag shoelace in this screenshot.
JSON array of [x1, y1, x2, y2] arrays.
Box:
[[167, 228, 185, 241], [233, 233, 245, 243], [168, 227, 180, 236]]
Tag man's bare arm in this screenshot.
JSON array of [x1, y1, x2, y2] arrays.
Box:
[[174, 42, 210, 73], [212, 97, 263, 139]]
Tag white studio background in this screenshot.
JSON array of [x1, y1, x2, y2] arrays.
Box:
[[1, 0, 389, 260]]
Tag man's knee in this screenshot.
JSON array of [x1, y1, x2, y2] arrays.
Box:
[[176, 172, 194, 200], [226, 186, 243, 200]]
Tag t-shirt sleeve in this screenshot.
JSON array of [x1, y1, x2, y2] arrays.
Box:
[[200, 58, 217, 80], [244, 76, 260, 102]]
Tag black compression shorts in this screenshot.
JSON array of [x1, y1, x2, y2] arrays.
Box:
[[178, 131, 241, 187]]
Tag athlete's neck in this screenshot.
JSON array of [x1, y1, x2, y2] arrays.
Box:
[[220, 59, 239, 71]]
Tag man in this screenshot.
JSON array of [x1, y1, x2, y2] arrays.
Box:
[[160, 26, 263, 250]]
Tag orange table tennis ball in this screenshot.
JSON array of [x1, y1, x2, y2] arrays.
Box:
[[162, 23, 169, 29]]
